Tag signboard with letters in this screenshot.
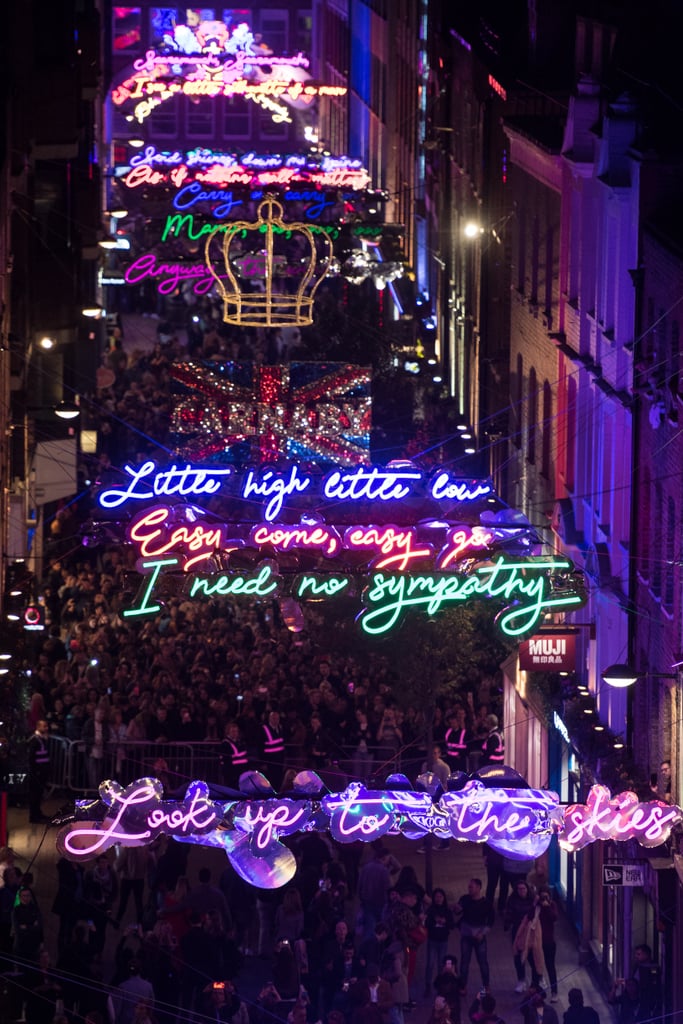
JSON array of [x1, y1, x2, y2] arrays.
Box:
[[602, 863, 645, 886]]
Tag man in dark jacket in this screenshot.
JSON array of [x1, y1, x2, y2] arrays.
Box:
[[26, 721, 50, 823]]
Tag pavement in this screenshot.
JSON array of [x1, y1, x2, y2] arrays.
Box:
[[3, 794, 616, 1024]]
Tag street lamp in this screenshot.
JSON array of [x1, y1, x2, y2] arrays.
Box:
[[55, 400, 80, 420], [601, 664, 678, 688], [601, 664, 639, 688]]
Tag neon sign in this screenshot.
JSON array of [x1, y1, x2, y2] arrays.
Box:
[[98, 461, 232, 510], [97, 460, 498, 519], [111, 47, 347, 125], [120, 150, 371, 193], [559, 785, 682, 852], [129, 506, 228, 570], [124, 254, 219, 295], [358, 559, 585, 637], [119, 553, 584, 640], [343, 526, 432, 571], [57, 775, 683, 889], [169, 362, 372, 464], [250, 523, 341, 557]]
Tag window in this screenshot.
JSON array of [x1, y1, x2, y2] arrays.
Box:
[[665, 497, 675, 613], [258, 111, 288, 142], [513, 353, 523, 448], [528, 367, 537, 464], [297, 11, 312, 53], [223, 97, 251, 139], [113, 7, 141, 51], [653, 483, 663, 596], [259, 10, 288, 53], [149, 104, 179, 139], [223, 9, 252, 30], [186, 99, 215, 138], [542, 380, 552, 478], [565, 375, 576, 491], [150, 8, 177, 47]]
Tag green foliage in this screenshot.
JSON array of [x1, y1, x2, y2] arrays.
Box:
[[384, 604, 514, 707]]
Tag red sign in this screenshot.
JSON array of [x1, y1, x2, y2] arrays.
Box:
[[519, 633, 576, 672]]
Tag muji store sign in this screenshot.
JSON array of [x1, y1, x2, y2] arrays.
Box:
[[94, 458, 587, 638]]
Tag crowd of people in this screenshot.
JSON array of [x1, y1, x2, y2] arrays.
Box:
[[0, 825, 617, 1024], [0, 318, 624, 1024]]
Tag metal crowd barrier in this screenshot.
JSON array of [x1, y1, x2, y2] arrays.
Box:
[[45, 736, 429, 795]]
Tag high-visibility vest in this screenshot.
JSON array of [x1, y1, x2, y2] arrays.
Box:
[[445, 727, 468, 760], [263, 724, 284, 756], [30, 735, 50, 766], [225, 739, 248, 766], [484, 730, 505, 762]]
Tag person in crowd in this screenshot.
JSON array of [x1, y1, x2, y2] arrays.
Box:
[[115, 845, 153, 927], [349, 962, 393, 1024], [503, 878, 535, 992], [23, 947, 63, 1024], [453, 879, 494, 998], [521, 987, 559, 1024], [563, 987, 600, 1024], [607, 977, 640, 1023], [482, 846, 508, 914], [532, 888, 559, 1003], [468, 992, 505, 1024], [275, 886, 305, 944], [220, 721, 249, 787], [422, 745, 451, 792], [425, 888, 455, 995], [183, 867, 232, 933], [433, 955, 461, 1024], [427, 994, 454, 1024], [478, 714, 504, 768], [0, 866, 22, 954], [375, 708, 403, 770], [84, 852, 119, 953], [201, 979, 250, 1024], [112, 961, 155, 1024], [26, 719, 51, 823], [649, 760, 672, 803], [82, 705, 113, 791], [356, 919, 389, 979], [272, 937, 301, 1000], [12, 886, 44, 963], [358, 846, 392, 942], [159, 875, 191, 945], [631, 944, 661, 1022], [261, 707, 286, 789], [443, 708, 471, 774], [179, 912, 216, 1013]]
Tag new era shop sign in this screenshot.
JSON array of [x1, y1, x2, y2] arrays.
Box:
[[519, 633, 575, 671], [603, 864, 645, 887]]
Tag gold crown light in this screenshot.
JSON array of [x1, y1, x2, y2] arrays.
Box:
[[204, 195, 333, 328]]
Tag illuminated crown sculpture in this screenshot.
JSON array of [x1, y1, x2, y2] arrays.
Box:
[[204, 195, 333, 328]]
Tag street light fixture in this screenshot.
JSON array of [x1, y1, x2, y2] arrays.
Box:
[[55, 400, 80, 421], [601, 663, 678, 688], [38, 336, 56, 350], [81, 303, 103, 318]]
